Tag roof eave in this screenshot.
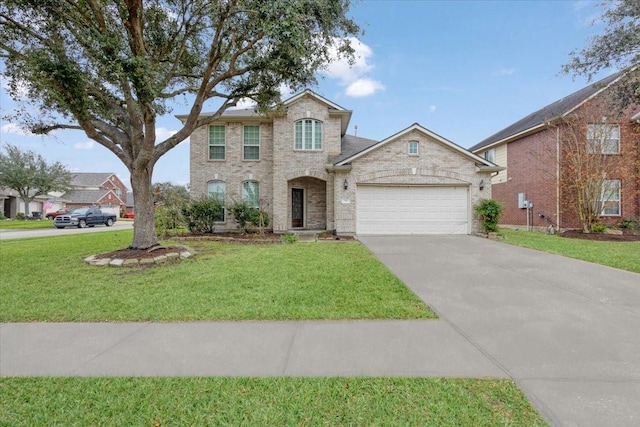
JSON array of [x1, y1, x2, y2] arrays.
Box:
[[471, 123, 547, 153]]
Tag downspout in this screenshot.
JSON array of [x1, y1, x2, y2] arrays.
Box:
[[556, 126, 561, 229]]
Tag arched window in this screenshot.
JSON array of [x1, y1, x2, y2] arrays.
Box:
[[294, 119, 323, 150], [242, 181, 259, 209]]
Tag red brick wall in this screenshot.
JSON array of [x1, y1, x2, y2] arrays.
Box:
[[493, 129, 560, 228]]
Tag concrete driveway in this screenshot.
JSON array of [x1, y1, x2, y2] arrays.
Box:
[[359, 235, 640, 427]]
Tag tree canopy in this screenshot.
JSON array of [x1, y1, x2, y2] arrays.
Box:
[[0, 0, 361, 248], [0, 144, 73, 216], [562, 0, 640, 107]]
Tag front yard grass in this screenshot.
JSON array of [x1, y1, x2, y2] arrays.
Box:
[[0, 219, 54, 230], [500, 228, 640, 273], [0, 377, 547, 426], [0, 231, 434, 321]]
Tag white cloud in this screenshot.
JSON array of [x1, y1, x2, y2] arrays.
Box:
[[324, 37, 385, 98], [1, 123, 34, 136], [155, 127, 178, 141], [234, 98, 257, 109], [493, 68, 516, 77], [73, 140, 94, 150], [428, 105, 437, 113], [345, 78, 386, 98]]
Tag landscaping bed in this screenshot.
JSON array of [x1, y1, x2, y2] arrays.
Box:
[[559, 228, 640, 242]]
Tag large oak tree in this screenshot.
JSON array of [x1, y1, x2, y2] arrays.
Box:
[[0, 0, 360, 248], [563, 0, 639, 106]]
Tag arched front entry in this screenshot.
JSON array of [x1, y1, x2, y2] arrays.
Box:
[[287, 176, 327, 229]]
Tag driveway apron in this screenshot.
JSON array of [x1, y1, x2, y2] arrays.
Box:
[[359, 235, 640, 427]]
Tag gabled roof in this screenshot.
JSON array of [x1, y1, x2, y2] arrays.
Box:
[[469, 70, 627, 153], [71, 172, 115, 188], [329, 134, 380, 165], [334, 123, 501, 170], [61, 189, 122, 205]]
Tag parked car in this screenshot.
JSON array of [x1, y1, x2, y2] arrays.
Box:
[[121, 211, 135, 219], [54, 207, 117, 228], [45, 209, 68, 220]]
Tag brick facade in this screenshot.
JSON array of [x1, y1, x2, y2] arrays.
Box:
[[188, 91, 496, 234]]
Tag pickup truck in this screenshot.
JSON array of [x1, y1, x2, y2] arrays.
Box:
[[53, 207, 117, 229]]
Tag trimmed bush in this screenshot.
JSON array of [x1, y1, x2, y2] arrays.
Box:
[[181, 198, 224, 233], [474, 198, 503, 233]]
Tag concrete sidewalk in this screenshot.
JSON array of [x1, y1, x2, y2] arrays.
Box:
[[0, 320, 504, 377]]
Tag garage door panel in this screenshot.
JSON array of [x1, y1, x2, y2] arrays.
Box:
[[357, 186, 468, 235]]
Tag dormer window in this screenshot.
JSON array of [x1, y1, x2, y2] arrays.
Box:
[[294, 119, 323, 150]]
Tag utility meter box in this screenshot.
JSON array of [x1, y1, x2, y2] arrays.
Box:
[[518, 193, 526, 209]]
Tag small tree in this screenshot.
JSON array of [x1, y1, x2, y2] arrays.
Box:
[[547, 102, 637, 232], [474, 199, 503, 233], [0, 144, 72, 216]]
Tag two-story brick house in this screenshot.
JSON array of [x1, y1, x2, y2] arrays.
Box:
[[185, 90, 501, 235], [49, 172, 128, 215], [470, 71, 640, 231]]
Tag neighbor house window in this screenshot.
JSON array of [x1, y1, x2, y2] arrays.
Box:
[[294, 119, 323, 150], [208, 125, 226, 160], [484, 148, 495, 163], [242, 181, 259, 209], [587, 124, 620, 154], [600, 179, 620, 216], [243, 125, 260, 160], [408, 141, 419, 155], [207, 180, 226, 221]]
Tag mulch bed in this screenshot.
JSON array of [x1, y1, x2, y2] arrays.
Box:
[[93, 246, 185, 261], [559, 229, 640, 242]]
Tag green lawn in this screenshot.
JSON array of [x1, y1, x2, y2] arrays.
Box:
[[0, 377, 547, 426], [500, 228, 640, 273], [0, 231, 434, 321], [0, 219, 55, 229]]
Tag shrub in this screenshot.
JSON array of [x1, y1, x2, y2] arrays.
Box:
[[15, 212, 25, 220], [0, 212, 5, 220], [228, 202, 270, 234], [155, 205, 186, 238], [181, 198, 224, 233], [280, 232, 298, 244], [591, 223, 607, 233], [474, 198, 503, 233], [617, 217, 640, 230]]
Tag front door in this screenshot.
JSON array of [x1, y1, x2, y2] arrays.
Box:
[[292, 188, 304, 228]]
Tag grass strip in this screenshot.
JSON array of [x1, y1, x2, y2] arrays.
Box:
[[0, 377, 547, 426], [0, 232, 434, 321], [499, 228, 640, 273]]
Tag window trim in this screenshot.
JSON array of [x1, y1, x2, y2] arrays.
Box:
[[294, 119, 323, 151], [587, 124, 620, 155], [600, 179, 621, 216], [242, 124, 261, 161], [208, 124, 226, 161], [408, 141, 419, 156]]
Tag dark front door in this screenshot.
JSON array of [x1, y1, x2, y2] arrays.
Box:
[[292, 188, 304, 228]]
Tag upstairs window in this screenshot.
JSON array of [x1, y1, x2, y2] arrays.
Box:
[[484, 148, 495, 163], [208, 125, 226, 160], [294, 119, 323, 150], [242, 181, 260, 209], [243, 125, 260, 160], [600, 179, 620, 216], [408, 141, 419, 155], [587, 124, 620, 154]]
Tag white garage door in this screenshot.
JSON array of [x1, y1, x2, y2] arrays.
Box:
[[356, 186, 469, 235]]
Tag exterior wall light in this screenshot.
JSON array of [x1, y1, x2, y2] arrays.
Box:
[[343, 179, 349, 190], [479, 179, 485, 191]]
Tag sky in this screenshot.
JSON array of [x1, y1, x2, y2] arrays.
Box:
[[0, 0, 617, 191]]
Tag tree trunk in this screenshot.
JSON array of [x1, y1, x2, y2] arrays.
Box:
[[21, 197, 32, 217], [129, 166, 158, 249]]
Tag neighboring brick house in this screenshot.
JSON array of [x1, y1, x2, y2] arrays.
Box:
[[183, 90, 501, 235], [469, 71, 640, 230], [47, 172, 128, 215]]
